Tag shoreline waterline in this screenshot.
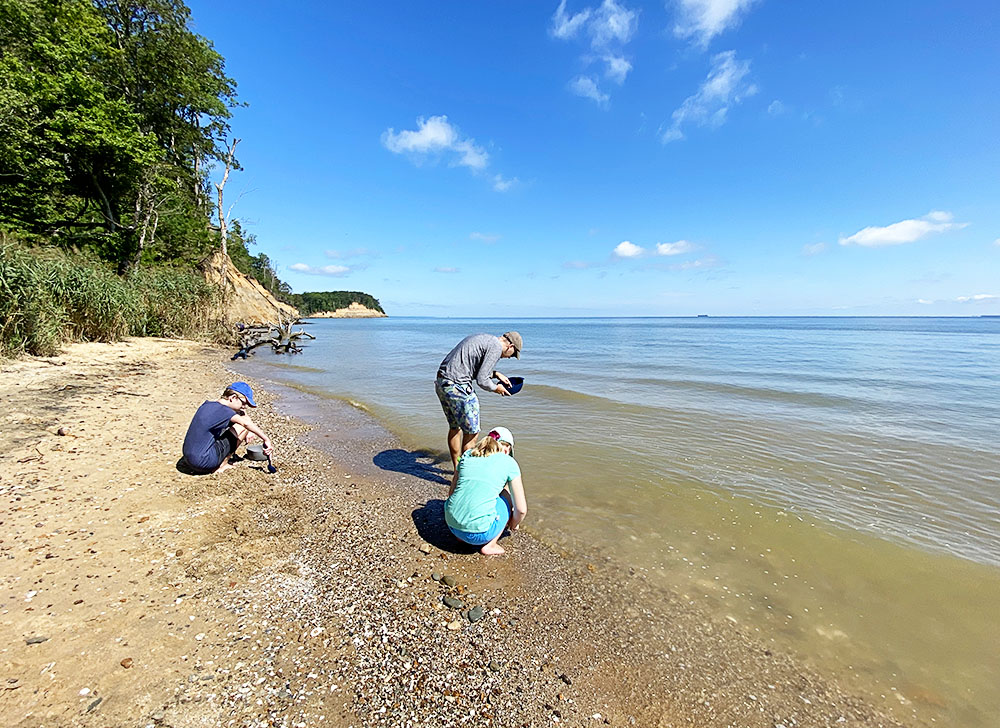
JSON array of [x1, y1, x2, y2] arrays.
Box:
[[232, 315, 999, 727]]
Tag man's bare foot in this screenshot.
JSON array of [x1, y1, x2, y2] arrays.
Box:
[[214, 460, 236, 474], [480, 543, 505, 556]]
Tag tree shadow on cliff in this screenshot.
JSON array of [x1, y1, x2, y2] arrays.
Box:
[[373, 448, 450, 485]]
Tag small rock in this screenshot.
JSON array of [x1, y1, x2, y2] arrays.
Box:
[[442, 575, 457, 587], [86, 697, 103, 713], [443, 595, 463, 610], [489, 660, 501, 672], [151, 709, 166, 723], [57, 427, 68, 436], [558, 672, 572, 685], [431, 572, 442, 581], [446, 620, 462, 631], [418, 544, 432, 554], [25, 636, 49, 645], [120, 657, 133, 669], [468, 605, 485, 623]]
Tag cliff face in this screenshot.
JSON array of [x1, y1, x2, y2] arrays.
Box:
[[305, 302, 387, 319], [198, 251, 299, 325]]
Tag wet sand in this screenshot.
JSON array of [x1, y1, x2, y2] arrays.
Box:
[[0, 339, 925, 727]]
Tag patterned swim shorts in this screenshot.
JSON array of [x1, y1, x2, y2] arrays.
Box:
[[435, 378, 480, 434]]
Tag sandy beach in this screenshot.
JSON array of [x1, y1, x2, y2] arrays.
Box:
[[0, 338, 923, 728]]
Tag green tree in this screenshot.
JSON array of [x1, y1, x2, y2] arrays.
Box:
[[0, 0, 238, 272]]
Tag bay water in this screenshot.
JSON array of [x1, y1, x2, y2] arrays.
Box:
[[235, 317, 999, 726]]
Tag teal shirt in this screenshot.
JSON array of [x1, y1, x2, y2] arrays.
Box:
[[445, 452, 521, 533]]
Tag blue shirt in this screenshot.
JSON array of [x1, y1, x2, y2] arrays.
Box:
[[182, 401, 236, 471], [445, 452, 521, 532]]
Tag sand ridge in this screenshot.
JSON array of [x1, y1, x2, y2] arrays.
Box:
[[0, 339, 923, 727]]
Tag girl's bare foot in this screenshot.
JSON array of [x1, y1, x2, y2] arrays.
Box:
[[480, 543, 505, 555]]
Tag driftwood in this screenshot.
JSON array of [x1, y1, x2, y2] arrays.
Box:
[[232, 316, 315, 358]]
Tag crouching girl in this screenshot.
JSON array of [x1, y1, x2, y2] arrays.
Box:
[[444, 426, 526, 555]]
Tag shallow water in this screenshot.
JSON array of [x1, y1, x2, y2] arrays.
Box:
[[234, 316, 1000, 726]]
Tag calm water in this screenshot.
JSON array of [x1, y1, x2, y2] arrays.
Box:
[[235, 317, 1000, 727]]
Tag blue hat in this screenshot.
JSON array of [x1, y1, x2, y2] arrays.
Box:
[[228, 381, 257, 407]]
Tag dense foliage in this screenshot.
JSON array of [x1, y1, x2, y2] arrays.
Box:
[[289, 291, 385, 315], [0, 1, 383, 355], [0, 235, 217, 357], [0, 0, 242, 271]]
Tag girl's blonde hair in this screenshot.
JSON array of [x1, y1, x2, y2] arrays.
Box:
[[466, 434, 506, 458]]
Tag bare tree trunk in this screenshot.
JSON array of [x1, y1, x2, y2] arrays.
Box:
[[214, 138, 240, 286]]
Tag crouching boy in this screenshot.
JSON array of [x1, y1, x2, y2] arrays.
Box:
[[182, 382, 273, 474]]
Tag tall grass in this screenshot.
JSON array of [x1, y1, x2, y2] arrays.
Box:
[[0, 238, 218, 357]]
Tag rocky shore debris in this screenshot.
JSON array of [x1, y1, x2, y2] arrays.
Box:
[[0, 340, 923, 728]]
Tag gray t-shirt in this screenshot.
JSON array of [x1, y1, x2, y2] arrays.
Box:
[[437, 334, 502, 392]]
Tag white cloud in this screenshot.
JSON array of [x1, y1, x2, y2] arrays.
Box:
[[382, 115, 488, 169], [590, 0, 638, 47], [916, 299, 934, 305], [493, 174, 519, 192], [289, 263, 350, 277], [604, 54, 633, 84], [802, 242, 827, 255], [839, 211, 969, 247], [551, 1, 638, 105], [673, 0, 757, 47], [671, 255, 719, 270], [470, 232, 501, 243], [994, 237, 1000, 246], [613, 240, 644, 257], [767, 99, 786, 116], [656, 240, 694, 255], [570, 76, 610, 106], [551, 0, 592, 39], [435, 267, 460, 274], [661, 50, 757, 143], [956, 293, 997, 303]]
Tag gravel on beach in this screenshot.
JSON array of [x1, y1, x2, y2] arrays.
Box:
[[0, 339, 925, 728]]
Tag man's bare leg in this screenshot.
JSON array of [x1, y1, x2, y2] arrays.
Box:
[[447, 428, 478, 469]]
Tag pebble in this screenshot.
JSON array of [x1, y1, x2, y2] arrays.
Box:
[[489, 660, 501, 672], [446, 619, 462, 631], [468, 605, 485, 623], [443, 595, 463, 610], [120, 657, 134, 669], [418, 543, 431, 554], [431, 572, 442, 581], [442, 574, 457, 587], [25, 636, 49, 645]]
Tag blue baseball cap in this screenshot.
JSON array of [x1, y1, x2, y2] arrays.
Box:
[[228, 381, 257, 407]]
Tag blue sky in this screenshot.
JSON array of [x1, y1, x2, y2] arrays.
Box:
[[186, 1, 1000, 316]]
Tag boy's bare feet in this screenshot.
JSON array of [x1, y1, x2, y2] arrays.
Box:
[[480, 543, 505, 555]]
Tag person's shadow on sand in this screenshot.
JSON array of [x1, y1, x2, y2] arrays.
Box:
[[373, 448, 451, 485], [175, 455, 247, 476], [175, 457, 208, 475], [411, 500, 479, 554]]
